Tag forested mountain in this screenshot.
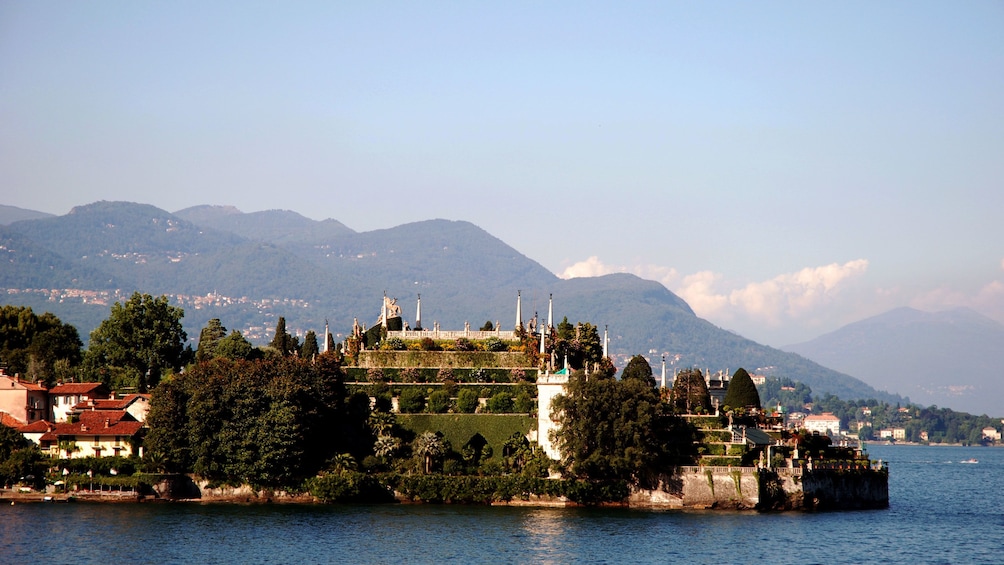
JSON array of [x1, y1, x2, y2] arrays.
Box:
[[0, 204, 53, 225], [0, 200, 900, 403], [784, 307, 1004, 416], [175, 205, 355, 244]]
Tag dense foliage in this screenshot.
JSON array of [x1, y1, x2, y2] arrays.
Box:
[[552, 367, 699, 483], [723, 368, 761, 410], [144, 354, 351, 487], [0, 305, 82, 384], [83, 292, 189, 391], [671, 368, 712, 414]]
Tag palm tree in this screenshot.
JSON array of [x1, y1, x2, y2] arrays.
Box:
[[374, 435, 401, 459], [413, 431, 447, 474]]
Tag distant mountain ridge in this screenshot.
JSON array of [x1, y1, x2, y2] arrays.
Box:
[[0, 204, 54, 225], [784, 307, 1004, 416], [0, 200, 901, 404]]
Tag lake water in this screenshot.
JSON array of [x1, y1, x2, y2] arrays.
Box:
[[1, 444, 1000, 564]]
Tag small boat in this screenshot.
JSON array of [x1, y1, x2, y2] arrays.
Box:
[[960, 458, 979, 464]]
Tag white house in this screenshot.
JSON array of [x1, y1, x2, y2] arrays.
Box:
[[802, 412, 841, 437]]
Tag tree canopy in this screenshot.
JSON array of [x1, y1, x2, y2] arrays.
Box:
[[144, 353, 349, 485], [195, 318, 228, 362], [723, 367, 761, 410], [269, 316, 300, 357], [621, 355, 656, 388], [0, 305, 82, 384], [671, 368, 712, 414], [551, 368, 697, 482], [83, 293, 188, 392]]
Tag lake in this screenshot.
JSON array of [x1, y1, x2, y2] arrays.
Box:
[[1, 444, 1000, 564]]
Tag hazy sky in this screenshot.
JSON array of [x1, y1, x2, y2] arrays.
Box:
[[3, 2, 1002, 347]]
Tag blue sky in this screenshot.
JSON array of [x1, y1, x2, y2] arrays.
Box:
[[2, 2, 1002, 346]]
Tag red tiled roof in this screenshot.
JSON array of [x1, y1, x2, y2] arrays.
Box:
[[78, 410, 133, 425], [17, 420, 53, 433], [0, 412, 24, 428], [40, 419, 144, 442], [72, 394, 149, 412], [49, 383, 109, 396]]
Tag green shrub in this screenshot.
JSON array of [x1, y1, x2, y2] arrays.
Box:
[[514, 390, 535, 414], [419, 337, 439, 351], [486, 392, 515, 414], [456, 389, 480, 414], [398, 388, 426, 413], [427, 390, 452, 413]]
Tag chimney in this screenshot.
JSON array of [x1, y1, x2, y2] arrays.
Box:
[[105, 418, 111, 428]]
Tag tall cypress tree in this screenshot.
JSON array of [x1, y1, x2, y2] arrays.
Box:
[[722, 367, 761, 410], [269, 317, 299, 357], [301, 330, 319, 359]]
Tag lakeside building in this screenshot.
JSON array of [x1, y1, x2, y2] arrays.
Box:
[[802, 412, 841, 437]]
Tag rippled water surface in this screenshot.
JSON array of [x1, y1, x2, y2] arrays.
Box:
[[1, 445, 1000, 564]]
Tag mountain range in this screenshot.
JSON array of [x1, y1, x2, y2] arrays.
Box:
[[1, 200, 909, 405], [784, 307, 1004, 416]]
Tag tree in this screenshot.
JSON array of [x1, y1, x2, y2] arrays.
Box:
[[722, 368, 761, 410], [622, 355, 656, 388], [83, 292, 188, 392], [480, 320, 494, 331], [550, 319, 604, 371], [0, 306, 82, 384], [551, 369, 692, 482], [195, 319, 227, 362], [301, 330, 319, 360], [671, 368, 712, 414], [413, 431, 447, 474], [215, 330, 256, 361], [269, 317, 299, 357]]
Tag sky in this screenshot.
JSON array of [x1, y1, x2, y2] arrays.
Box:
[[2, 2, 1002, 347]]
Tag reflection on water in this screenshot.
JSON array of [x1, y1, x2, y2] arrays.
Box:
[[1, 445, 1001, 564]]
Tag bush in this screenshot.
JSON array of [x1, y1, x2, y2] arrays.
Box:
[[513, 390, 535, 414], [373, 393, 392, 413], [471, 368, 490, 383], [419, 337, 440, 351], [436, 367, 454, 383], [510, 368, 526, 382], [398, 388, 426, 413], [367, 368, 387, 383], [427, 390, 452, 414], [382, 337, 407, 351], [401, 368, 422, 383], [486, 392, 515, 414], [484, 337, 508, 352], [456, 389, 480, 414], [454, 338, 476, 351]]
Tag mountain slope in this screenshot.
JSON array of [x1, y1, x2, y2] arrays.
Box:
[[0, 205, 54, 225], [0, 200, 899, 403], [784, 307, 1004, 415], [175, 205, 355, 244]]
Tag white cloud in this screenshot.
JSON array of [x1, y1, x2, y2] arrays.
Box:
[[559, 256, 679, 287], [559, 256, 615, 279], [675, 260, 870, 326]]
